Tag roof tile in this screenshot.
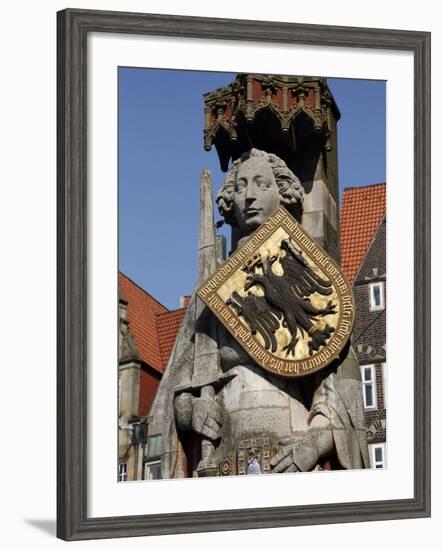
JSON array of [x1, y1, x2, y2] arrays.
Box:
[[340, 183, 386, 283], [119, 273, 186, 373], [156, 309, 187, 366]]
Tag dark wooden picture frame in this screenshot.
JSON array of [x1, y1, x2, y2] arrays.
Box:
[[57, 8, 431, 541]]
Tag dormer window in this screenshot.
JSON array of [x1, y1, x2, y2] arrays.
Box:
[[369, 281, 385, 311]]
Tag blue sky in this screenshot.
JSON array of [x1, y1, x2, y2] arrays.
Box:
[[119, 68, 385, 309]]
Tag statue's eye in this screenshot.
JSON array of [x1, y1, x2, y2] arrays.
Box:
[[256, 177, 270, 189], [235, 179, 247, 191]]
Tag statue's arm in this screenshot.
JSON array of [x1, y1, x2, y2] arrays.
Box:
[[306, 374, 336, 459], [270, 375, 335, 473], [173, 390, 223, 441], [308, 410, 334, 459], [174, 392, 194, 432], [302, 346, 368, 469]]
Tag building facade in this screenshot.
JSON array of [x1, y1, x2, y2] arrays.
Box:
[[352, 216, 387, 469], [340, 183, 387, 468], [118, 272, 186, 481]]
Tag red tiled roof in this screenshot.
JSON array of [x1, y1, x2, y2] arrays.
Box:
[[119, 273, 186, 373], [340, 183, 386, 284], [157, 308, 187, 366]]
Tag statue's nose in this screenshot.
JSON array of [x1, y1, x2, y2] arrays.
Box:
[[245, 180, 258, 201]]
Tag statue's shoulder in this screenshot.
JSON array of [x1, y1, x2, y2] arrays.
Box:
[[317, 343, 360, 384], [335, 344, 361, 382]]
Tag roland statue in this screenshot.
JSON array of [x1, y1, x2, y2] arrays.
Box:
[[159, 148, 369, 478]]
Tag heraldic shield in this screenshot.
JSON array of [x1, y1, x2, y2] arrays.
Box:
[[197, 207, 355, 377]]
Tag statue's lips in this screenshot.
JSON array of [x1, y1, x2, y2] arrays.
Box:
[[244, 209, 261, 217]]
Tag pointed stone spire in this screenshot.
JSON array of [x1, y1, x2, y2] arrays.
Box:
[[194, 169, 220, 389], [198, 169, 217, 284], [149, 171, 221, 479], [194, 169, 220, 477]]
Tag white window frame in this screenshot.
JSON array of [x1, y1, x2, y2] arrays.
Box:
[[361, 364, 377, 409], [118, 462, 128, 482], [369, 443, 386, 469], [369, 281, 385, 311], [144, 460, 162, 480], [382, 362, 387, 409]]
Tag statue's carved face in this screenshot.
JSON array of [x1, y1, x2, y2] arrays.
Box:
[[233, 159, 280, 235]]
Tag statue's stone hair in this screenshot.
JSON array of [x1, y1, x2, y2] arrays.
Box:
[[216, 148, 304, 226]]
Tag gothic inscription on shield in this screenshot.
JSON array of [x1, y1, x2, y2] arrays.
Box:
[[197, 207, 355, 377]]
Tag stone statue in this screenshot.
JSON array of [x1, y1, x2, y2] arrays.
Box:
[[158, 149, 369, 478]]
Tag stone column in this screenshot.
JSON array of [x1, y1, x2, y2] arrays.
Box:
[[301, 132, 340, 261]]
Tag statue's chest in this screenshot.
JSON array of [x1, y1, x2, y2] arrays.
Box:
[[217, 365, 308, 442], [213, 364, 309, 476]]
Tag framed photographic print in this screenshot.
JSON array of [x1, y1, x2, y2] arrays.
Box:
[[57, 8, 431, 541]]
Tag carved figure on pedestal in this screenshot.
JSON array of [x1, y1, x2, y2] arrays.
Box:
[[160, 149, 369, 478]]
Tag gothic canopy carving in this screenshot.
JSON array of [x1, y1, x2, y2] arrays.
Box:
[[203, 74, 340, 172]]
